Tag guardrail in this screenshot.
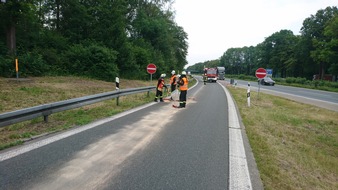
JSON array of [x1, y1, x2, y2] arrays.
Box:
[[0, 86, 157, 128]]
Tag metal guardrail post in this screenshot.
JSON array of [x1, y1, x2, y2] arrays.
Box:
[[44, 115, 49, 122]]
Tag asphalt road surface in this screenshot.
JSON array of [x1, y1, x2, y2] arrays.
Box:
[[228, 78, 338, 112], [0, 77, 261, 189]]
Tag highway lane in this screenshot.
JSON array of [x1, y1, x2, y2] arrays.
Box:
[[0, 77, 260, 189], [101, 79, 230, 189], [228, 78, 338, 112]]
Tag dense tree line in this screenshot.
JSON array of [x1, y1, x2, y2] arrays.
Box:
[[0, 0, 188, 81], [188, 6, 338, 81]]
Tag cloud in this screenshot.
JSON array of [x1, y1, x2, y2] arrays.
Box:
[[173, 0, 337, 66]]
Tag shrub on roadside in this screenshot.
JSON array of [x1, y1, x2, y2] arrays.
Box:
[[18, 51, 49, 77], [61, 41, 119, 81]]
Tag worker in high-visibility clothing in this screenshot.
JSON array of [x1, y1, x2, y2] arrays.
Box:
[[154, 73, 168, 102], [169, 70, 177, 100], [177, 71, 188, 108], [203, 73, 207, 85]]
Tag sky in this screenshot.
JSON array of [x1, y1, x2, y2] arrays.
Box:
[[172, 0, 337, 68]]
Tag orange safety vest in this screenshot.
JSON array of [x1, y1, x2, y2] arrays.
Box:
[[170, 75, 177, 85], [179, 77, 188, 91]]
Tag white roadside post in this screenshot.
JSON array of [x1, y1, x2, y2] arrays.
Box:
[[247, 82, 251, 107], [115, 77, 120, 105], [115, 77, 120, 90]]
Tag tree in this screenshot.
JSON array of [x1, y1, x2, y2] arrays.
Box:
[[0, 0, 38, 55], [301, 6, 338, 79], [323, 14, 338, 76], [220, 47, 257, 75], [130, 0, 187, 76], [0, 0, 188, 80], [257, 30, 298, 78]]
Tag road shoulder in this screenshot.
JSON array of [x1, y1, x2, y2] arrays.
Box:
[[218, 80, 264, 190]]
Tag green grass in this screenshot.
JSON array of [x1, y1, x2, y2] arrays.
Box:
[[18, 86, 48, 95], [0, 76, 196, 151], [228, 86, 338, 190]]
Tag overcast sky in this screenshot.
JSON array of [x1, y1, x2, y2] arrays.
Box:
[[172, 0, 337, 68]]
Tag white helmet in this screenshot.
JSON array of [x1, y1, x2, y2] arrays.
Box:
[[171, 70, 175, 75], [181, 71, 186, 75], [160, 73, 166, 78]]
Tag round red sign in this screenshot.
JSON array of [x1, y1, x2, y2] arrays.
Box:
[[147, 64, 156, 74], [255, 68, 267, 79]]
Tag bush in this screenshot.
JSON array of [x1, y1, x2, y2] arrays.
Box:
[[61, 41, 119, 81], [18, 51, 49, 77], [0, 55, 15, 77], [311, 80, 338, 88], [274, 78, 285, 83], [228, 74, 257, 81], [0, 41, 13, 77], [295, 77, 307, 84], [285, 77, 295, 83]]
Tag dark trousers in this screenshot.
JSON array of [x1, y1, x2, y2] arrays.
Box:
[[171, 84, 176, 92], [179, 90, 187, 107], [154, 90, 163, 102]]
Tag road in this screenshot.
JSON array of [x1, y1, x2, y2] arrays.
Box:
[[229, 78, 338, 112], [0, 77, 261, 189]]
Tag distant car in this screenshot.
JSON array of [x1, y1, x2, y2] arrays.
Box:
[[258, 77, 275, 86]]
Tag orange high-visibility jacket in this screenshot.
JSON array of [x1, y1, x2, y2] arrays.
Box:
[[179, 77, 188, 91], [170, 74, 177, 85]]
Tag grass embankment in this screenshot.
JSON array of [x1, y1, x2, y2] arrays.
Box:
[[0, 76, 156, 150], [228, 86, 338, 190], [0, 76, 195, 150]]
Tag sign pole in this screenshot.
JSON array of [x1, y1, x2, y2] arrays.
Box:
[[255, 68, 267, 100], [258, 81, 261, 99]]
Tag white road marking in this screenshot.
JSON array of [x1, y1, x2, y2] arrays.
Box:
[[219, 82, 252, 190]]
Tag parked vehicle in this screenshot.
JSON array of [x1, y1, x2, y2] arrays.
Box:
[[258, 77, 275, 86]]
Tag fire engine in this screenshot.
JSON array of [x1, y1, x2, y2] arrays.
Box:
[[203, 67, 225, 82], [205, 67, 217, 82]]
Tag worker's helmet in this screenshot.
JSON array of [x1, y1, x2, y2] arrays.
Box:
[[181, 71, 186, 75], [171, 70, 175, 75], [160, 73, 166, 78]]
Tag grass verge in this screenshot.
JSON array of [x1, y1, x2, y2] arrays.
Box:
[[0, 76, 196, 150], [227, 86, 338, 190]]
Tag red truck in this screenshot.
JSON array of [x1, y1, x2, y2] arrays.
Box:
[[204, 67, 218, 82]]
